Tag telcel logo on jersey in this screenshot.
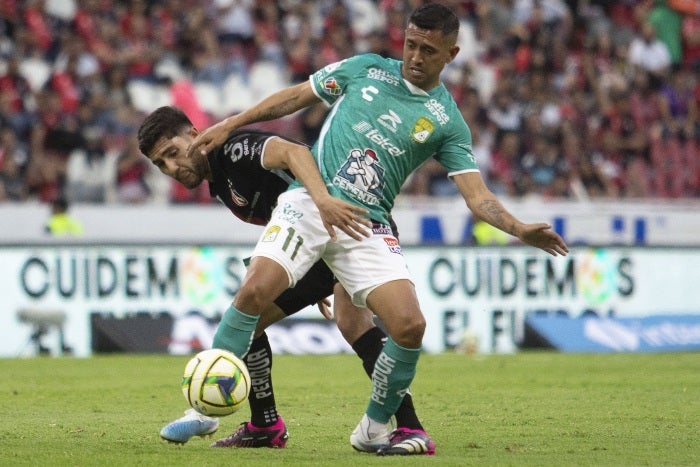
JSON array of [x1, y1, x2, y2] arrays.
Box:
[[352, 121, 406, 156]]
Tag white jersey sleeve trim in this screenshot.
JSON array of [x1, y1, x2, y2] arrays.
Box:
[[447, 168, 481, 178], [260, 135, 295, 184], [259, 135, 277, 170]]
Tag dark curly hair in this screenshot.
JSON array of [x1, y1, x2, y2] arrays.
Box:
[[137, 106, 193, 156]]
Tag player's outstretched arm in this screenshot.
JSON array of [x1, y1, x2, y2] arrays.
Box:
[[453, 172, 569, 256], [186, 82, 320, 159]]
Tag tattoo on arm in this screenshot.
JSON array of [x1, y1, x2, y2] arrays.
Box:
[[477, 200, 517, 236]]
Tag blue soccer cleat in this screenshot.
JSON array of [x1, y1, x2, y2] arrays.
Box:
[[160, 409, 220, 444]]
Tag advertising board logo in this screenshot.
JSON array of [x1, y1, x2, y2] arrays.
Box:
[[181, 247, 222, 304], [576, 249, 618, 304]]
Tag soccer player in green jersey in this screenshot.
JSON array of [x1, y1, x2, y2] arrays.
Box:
[[188, 3, 569, 456]]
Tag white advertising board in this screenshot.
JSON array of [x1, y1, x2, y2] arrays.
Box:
[[1, 245, 698, 357], [1, 198, 699, 245]]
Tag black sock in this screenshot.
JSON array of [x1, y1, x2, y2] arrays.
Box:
[[351, 326, 424, 430], [244, 333, 279, 427]]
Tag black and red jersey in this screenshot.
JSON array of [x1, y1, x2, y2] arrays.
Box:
[[207, 129, 304, 226]]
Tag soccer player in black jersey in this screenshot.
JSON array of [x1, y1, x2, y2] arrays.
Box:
[[137, 106, 428, 450]]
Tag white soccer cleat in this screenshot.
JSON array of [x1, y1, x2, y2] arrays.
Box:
[[350, 414, 391, 453], [160, 409, 220, 444]]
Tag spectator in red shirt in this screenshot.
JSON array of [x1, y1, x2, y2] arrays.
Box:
[[0, 55, 32, 112]]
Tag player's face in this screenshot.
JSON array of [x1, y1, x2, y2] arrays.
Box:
[[147, 128, 208, 189], [401, 24, 459, 91]]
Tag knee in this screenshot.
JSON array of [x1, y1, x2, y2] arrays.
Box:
[[336, 307, 375, 345], [233, 281, 271, 314], [390, 315, 425, 348]]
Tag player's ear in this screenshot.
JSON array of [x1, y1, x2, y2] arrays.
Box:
[[187, 126, 199, 137], [446, 45, 460, 64]]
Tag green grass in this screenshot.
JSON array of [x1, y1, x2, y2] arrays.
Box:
[[1, 352, 699, 466]]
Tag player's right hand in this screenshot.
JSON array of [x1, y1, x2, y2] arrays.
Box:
[[316, 196, 372, 241], [316, 298, 333, 320], [187, 120, 235, 158]]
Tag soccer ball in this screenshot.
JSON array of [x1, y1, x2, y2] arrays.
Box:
[[181, 349, 251, 417]]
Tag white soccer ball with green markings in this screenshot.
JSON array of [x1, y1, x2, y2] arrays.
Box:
[[181, 349, 251, 416]]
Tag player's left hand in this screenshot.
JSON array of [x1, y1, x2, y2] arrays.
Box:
[[316, 298, 333, 320], [518, 223, 569, 256], [187, 119, 234, 158], [316, 196, 372, 241]]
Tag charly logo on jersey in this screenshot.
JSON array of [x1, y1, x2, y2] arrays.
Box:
[[410, 117, 435, 143], [366, 67, 400, 86], [334, 148, 384, 206], [352, 121, 406, 156], [424, 98, 450, 125], [361, 85, 378, 102], [377, 110, 401, 133]]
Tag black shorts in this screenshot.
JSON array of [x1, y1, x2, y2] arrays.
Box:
[[273, 216, 399, 316], [274, 260, 334, 316]]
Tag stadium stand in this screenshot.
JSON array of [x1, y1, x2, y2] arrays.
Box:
[[0, 0, 697, 205]]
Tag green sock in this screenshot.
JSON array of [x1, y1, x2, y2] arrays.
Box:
[[212, 304, 259, 358], [366, 337, 420, 424]]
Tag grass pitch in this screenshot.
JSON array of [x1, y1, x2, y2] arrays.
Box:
[[1, 352, 698, 466]]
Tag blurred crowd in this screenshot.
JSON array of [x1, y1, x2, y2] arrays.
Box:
[[0, 0, 698, 206]]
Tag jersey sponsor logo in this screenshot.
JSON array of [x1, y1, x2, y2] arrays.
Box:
[[383, 236, 402, 254], [334, 148, 384, 206], [262, 225, 281, 242], [228, 186, 249, 206], [425, 98, 450, 125], [459, 143, 477, 164], [366, 67, 400, 86], [410, 117, 435, 143], [371, 223, 392, 236], [224, 140, 248, 163], [322, 77, 342, 96], [377, 110, 401, 133], [351, 121, 406, 156], [279, 202, 304, 224], [323, 60, 345, 73], [361, 85, 378, 102]]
